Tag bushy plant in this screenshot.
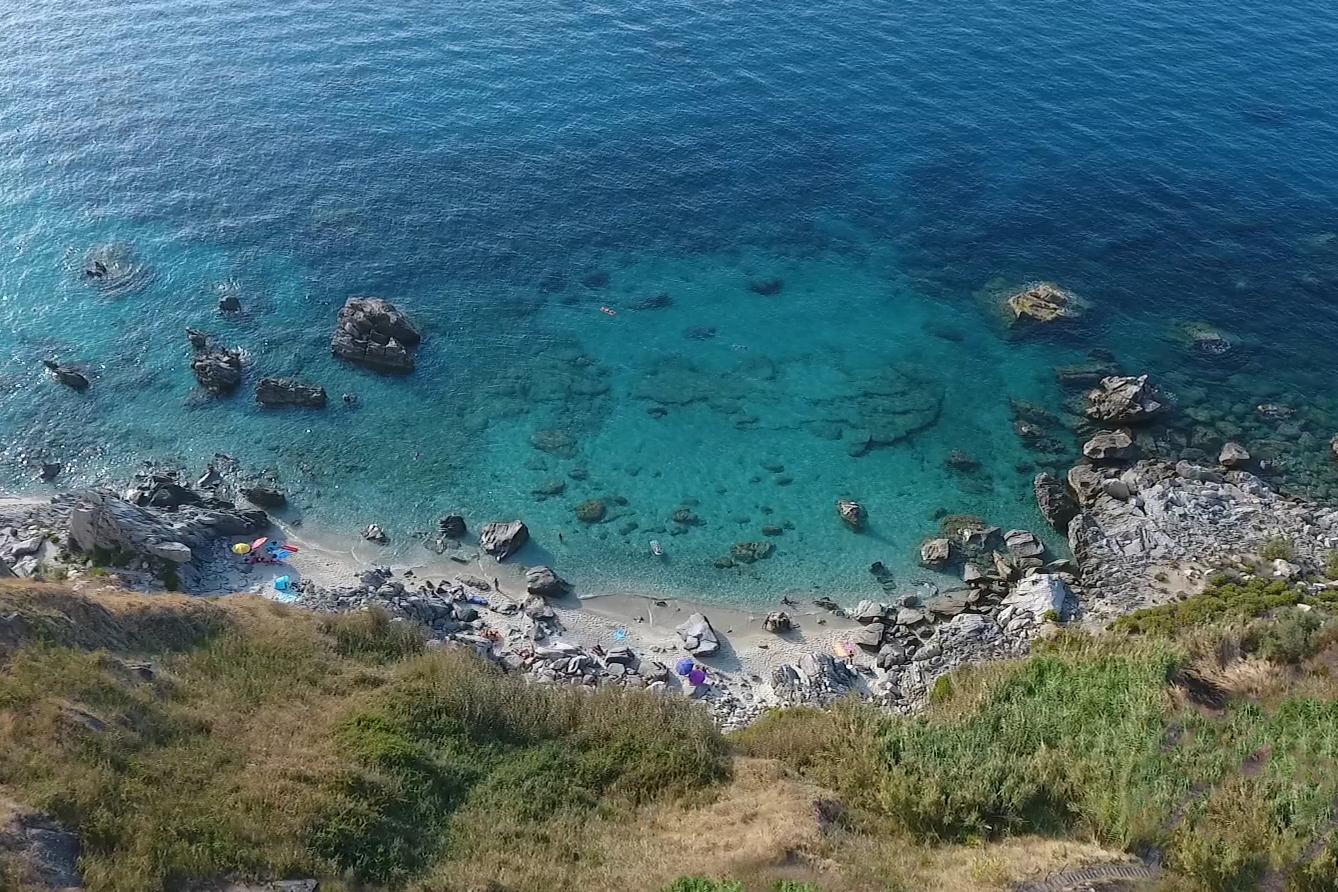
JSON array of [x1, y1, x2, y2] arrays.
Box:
[[1260, 536, 1296, 562]]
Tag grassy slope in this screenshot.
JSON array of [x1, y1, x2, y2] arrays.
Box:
[[3, 578, 1338, 891]]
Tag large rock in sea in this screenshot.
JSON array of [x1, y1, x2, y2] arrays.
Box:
[[1005, 282, 1083, 326], [479, 521, 529, 560], [191, 348, 243, 394], [675, 613, 719, 656], [1033, 472, 1078, 530], [42, 360, 89, 392], [836, 499, 866, 531], [920, 537, 952, 568], [1085, 375, 1164, 425], [255, 377, 327, 408], [331, 297, 421, 373]]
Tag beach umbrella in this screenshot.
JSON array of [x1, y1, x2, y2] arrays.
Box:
[[675, 658, 695, 677], [231, 543, 251, 555], [688, 668, 707, 687]]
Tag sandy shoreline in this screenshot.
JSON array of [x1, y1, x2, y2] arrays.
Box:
[[259, 517, 865, 682]]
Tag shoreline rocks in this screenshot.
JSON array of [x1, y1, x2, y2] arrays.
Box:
[[1085, 375, 1164, 425]]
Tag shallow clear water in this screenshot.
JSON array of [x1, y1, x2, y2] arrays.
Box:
[[4, 0, 1338, 604]]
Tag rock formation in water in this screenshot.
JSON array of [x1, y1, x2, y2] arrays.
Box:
[[255, 377, 327, 408], [331, 297, 422, 373]]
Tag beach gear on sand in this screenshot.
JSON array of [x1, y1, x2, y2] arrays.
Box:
[[675, 657, 695, 676], [688, 668, 707, 686], [274, 575, 291, 592], [613, 625, 628, 641], [465, 594, 490, 607], [232, 542, 251, 555], [250, 536, 269, 551]]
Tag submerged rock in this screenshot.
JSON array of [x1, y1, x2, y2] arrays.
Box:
[[438, 515, 467, 539], [81, 243, 152, 296], [240, 484, 286, 508], [836, 499, 866, 531], [729, 541, 774, 563], [362, 523, 389, 544], [41, 360, 89, 392], [748, 277, 784, 296], [255, 377, 327, 408], [575, 499, 606, 523], [331, 297, 421, 373], [479, 520, 529, 560]]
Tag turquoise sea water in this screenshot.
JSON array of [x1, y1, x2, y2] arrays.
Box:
[[4, 0, 1338, 603]]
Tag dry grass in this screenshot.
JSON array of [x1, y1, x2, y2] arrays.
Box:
[[418, 756, 1135, 892]]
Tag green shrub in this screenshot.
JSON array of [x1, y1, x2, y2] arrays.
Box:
[[320, 608, 425, 663], [1111, 577, 1304, 637], [1260, 536, 1296, 562], [1241, 608, 1327, 664], [1325, 551, 1338, 581], [662, 879, 744, 892]]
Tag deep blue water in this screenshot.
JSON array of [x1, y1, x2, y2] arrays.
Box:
[[4, 0, 1338, 603]]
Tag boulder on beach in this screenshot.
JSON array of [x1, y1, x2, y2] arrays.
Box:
[[1085, 375, 1164, 425], [479, 521, 529, 560], [1005, 282, 1084, 326], [41, 360, 89, 392], [256, 377, 327, 408], [675, 613, 719, 656], [362, 524, 388, 544], [852, 600, 886, 624], [1083, 428, 1137, 462], [1002, 573, 1071, 619], [331, 297, 421, 373], [525, 565, 569, 597], [763, 611, 792, 633]]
